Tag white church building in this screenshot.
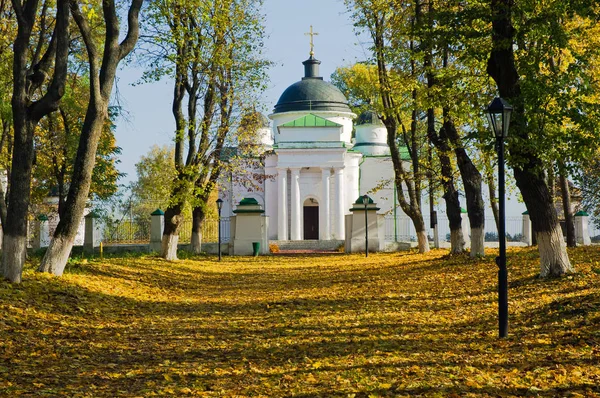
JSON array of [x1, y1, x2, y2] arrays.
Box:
[[219, 53, 407, 243]]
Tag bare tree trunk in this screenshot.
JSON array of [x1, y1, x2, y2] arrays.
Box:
[[38, 0, 143, 276], [190, 205, 206, 254], [444, 116, 486, 257], [488, 0, 572, 276], [424, 38, 464, 254], [559, 164, 575, 247], [3, 0, 70, 282], [427, 110, 464, 254], [161, 203, 184, 261], [485, 164, 500, 232], [0, 119, 11, 228]]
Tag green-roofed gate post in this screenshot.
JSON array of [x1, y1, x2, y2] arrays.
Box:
[[150, 209, 165, 252], [84, 211, 101, 255], [32, 215, 50, 250], [574, 211, 591, 245]]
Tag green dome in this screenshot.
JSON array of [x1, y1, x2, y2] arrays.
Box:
[[273, 56, 351, 114]]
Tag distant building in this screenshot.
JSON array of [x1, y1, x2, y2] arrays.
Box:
[[219, 51, 409, 242]]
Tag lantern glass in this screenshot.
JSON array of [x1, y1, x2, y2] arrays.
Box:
[[216, 198, 223, 211], [487, 97, 513, 138], [362, 194, 369, 206]]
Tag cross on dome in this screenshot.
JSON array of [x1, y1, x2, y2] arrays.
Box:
[[304, 25, 319, 57]]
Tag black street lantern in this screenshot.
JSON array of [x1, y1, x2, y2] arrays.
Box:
[[487, 97, 513, 338], [216, 198, 223, 261], [362, 194, 369, 258], [487, 97, 513, 138]]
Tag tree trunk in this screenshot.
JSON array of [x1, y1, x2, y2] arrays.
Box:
[[444, 117, 486, 257], [559, 165, 576, 247], [38, 0, 142, 276], [514, 167, 573, 275], [411, 215, 429, 253], [2, 120, 34, 283], [486, 166, 500, 232], [190, 206, 206, 254], [161, 204, 184, 260], [444, 188, 465, 253], [431, 116, 464, 254], [38, 114, 106, 275], [3, 0, 70, 282], [488, 0, 572, 276], [537, 224, 572, 278], [0, 120, 10, 228]]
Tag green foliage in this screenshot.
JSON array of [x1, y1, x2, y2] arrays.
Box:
[[130, 144, 178, 217], [574, 149, 600, 222], [331, 63, 380, 116], [33, 75, 123, 207]]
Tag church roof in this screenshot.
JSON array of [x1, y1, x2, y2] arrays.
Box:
[[279, 114, 342, 128], [273, 56, 352, 114]]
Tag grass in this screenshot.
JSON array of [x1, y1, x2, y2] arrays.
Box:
[[1, 247, 599, 397]]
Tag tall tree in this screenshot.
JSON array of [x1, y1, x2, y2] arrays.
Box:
[[0, 0, 15, 229], [3, 0, 70, 283], [141, 0, 268, 260], [38, 0, 143, 275], [348, 0, 430, 253], [487, 0, 573, 277]]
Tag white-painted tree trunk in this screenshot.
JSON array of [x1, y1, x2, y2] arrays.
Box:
[[450, 229, 466, 254], [470, 227, 485, 257], [161, 234, 179, 261], [38, 235, 75, 276], [190, 230, 202, 254], [1, 235, 26, 283], [537, 226, 574, 277], [416, 230, 430, 253]]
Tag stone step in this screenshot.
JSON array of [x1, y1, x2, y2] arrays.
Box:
[[269, 240, 344, 251]]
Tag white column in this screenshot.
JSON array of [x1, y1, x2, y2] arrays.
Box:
[[522, 212, 532, 246], [290, 168, 301, 240], [277, 168, 288, 240], [333, 167, 345, 239], [461, 209, 470, 247], [320, 168, 331, 240]]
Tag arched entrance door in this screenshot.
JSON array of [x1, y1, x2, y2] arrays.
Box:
[[303, 198, 319, 240]]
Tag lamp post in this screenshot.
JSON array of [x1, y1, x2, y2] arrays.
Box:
[[487, 97, 513, 338], [363, 194, 369, 258], [216, 198, 223, 261]]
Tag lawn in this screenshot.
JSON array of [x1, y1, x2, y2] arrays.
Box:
[[1, 247, 599, 397]]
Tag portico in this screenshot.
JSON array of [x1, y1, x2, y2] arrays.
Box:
[[274, 163, 355, 241]]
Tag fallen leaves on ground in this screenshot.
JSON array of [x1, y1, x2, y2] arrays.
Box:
[[1, 247, 599, 397]]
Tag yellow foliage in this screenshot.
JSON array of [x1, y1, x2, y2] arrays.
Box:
[[1, 247, 599, 396]]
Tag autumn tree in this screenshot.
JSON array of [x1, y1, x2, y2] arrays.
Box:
[[345, 0, 431, 253], [486, 0, 600, 276], [141, 0, 268, 260], [38, 0, 143, 276], [3, 0, 70, 283]]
